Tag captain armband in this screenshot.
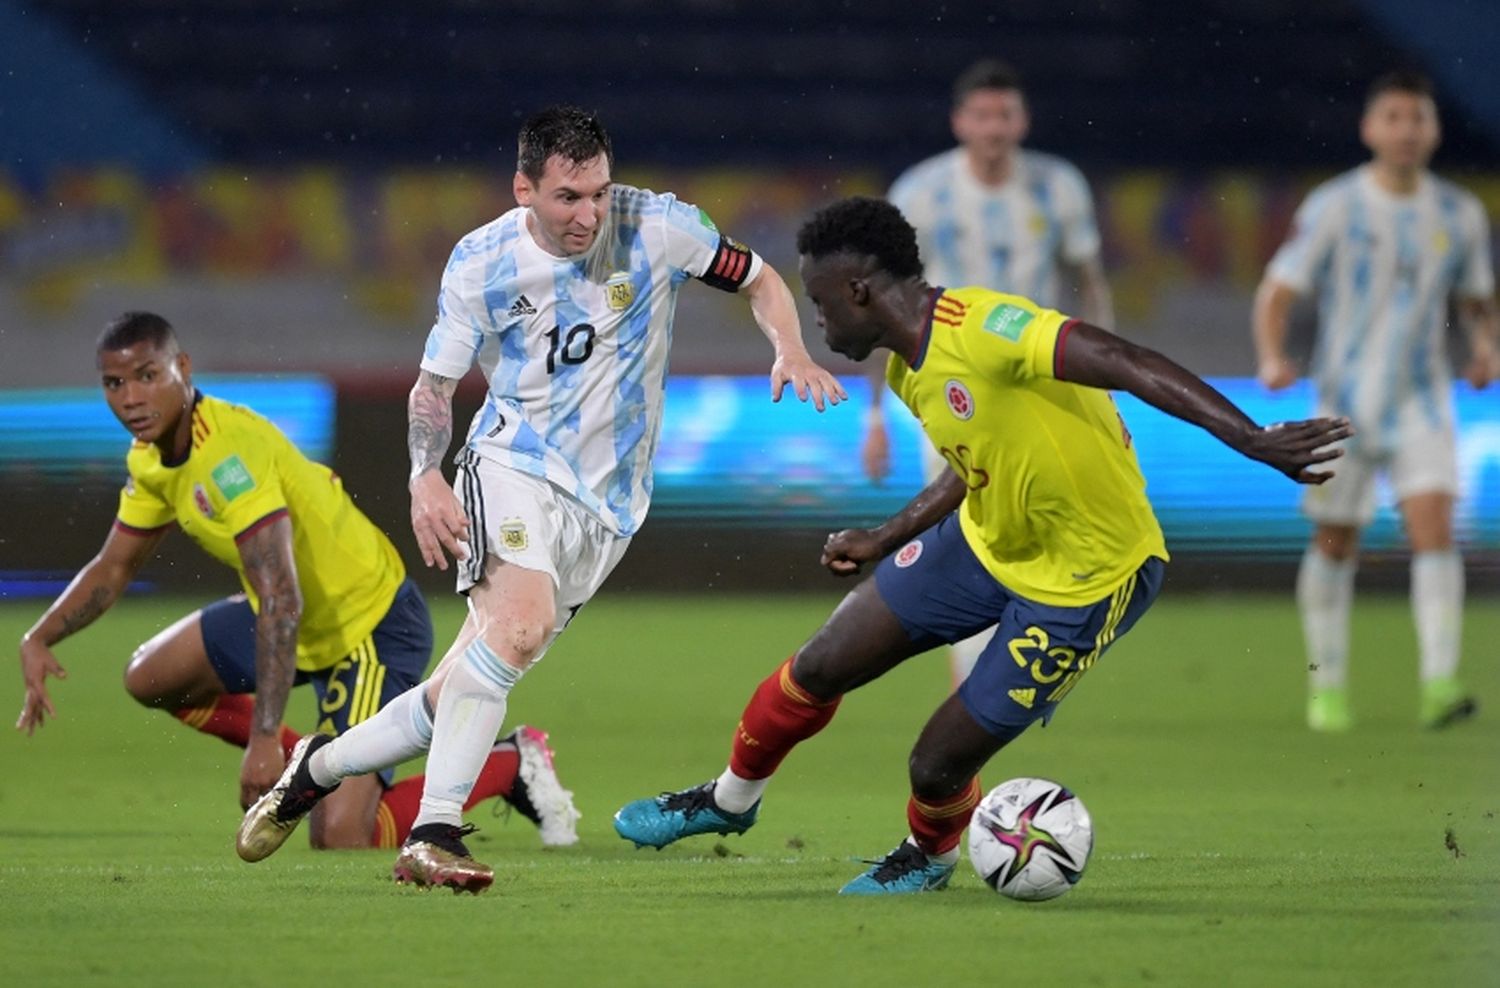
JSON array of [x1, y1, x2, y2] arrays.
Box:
[[697, 236, 761, 293]]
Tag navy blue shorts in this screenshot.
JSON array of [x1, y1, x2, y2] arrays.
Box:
[[199, 578, 433, 784], [875, 513, 1164, 738]]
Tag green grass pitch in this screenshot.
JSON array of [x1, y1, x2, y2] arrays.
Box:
[[1, 590, 1495, 987]]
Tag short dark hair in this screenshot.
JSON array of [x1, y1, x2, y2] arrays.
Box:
[[98, 311, 178, 355], [517, 105, 614, 183], [953, 59, 1024, 105], [1366, 70, 1434, 107], [796, 197, 924, 280]]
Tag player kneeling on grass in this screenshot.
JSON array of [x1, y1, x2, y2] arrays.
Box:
[[15, 312, 578, 853], [613, 198, 1352, 894]]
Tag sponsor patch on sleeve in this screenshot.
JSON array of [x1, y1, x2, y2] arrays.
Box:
[[982, 303, 1035, 342], [210, 455, 255, 502]]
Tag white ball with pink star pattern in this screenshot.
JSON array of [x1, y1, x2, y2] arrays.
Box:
[[968, 777, 1094, 901]]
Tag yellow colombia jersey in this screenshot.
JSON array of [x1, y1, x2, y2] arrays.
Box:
[[887, 287, 1168, 606], [115, 393, 406, 672]]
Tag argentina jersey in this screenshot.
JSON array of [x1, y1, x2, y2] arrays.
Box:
[[888, 147, 1101, 305], [420, 184, 744, 536], [1267, 165, 1495, 450]]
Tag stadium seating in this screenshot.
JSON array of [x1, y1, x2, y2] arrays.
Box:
[[23, 0, 1489, 170]]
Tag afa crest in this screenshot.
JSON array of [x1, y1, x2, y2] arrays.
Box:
[[499, 521, 529, 552], [606, 272, 635, 311]]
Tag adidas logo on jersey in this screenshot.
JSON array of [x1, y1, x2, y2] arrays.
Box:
[[508, 295, 537, 317], [1007, 688, 1036, 709]]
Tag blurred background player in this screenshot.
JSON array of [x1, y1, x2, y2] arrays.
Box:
[[865, 59, 1114, 684], [237, 106, 845, 892], [615, 197, 1349, 895], [1252, 70, 1500, 732], [16, 312, 575, 851]]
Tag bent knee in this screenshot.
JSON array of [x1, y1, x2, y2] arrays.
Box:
[[907, 749, 970, 801], [477, 614, 553, 668], [122, 648, 165, 706], [788, 649, 844, 702], [1312, 526, 1359, 561]]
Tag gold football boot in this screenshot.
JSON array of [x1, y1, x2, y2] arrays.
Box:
[[236, 734, 339, 862], [392, 823, 494, 894]]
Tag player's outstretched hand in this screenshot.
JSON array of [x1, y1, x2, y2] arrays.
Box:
[[821, 527, 886, 577], [16, 638, 66, 735], [1240, 417, 1352, 484], [410, 470, 471, 570], [770, 352, 847, 412]]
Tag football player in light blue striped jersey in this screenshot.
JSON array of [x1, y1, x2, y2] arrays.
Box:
[[237, 106, 845, 892], [1253, 70, 1500, 732]]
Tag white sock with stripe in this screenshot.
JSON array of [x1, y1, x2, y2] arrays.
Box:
[[413, 639, 522, 831], [309, 684, 434, 788], [904, 836, 961, 867], [1412, 549, 1463, 683], [713, 769, 768, 815], [1297, 548, 1355, 690]]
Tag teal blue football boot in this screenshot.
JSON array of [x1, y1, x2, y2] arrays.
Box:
[[613, 782, 759, 849], [839, 841, 955, 895]]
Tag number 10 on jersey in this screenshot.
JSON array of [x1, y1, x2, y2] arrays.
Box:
[[546, 324, 597, 373]]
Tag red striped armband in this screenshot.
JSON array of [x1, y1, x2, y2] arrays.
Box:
[[697, 236, 757, 292]]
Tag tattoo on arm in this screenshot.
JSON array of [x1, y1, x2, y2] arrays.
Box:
[[409, 370, 460, 480], [36, 525, 164, 647], [57, 586, 113, 638], [238, 518, 302, 736]]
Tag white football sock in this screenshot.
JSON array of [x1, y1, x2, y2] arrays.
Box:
[[1297, 548, 1356, 690], [908, 836, 961, 867], [713, 768, 768, 815], [309, 684, 434, 788], [413, 639, 522, 830], [1412, 549, 1463, 683], [948, 627, 993, 684]]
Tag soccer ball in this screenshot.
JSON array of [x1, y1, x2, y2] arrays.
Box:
[[968, 777, 1093, 901]]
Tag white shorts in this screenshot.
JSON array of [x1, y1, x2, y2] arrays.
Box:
[[1302, 401, 1457, 527], [454, 453, 631, 655]]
